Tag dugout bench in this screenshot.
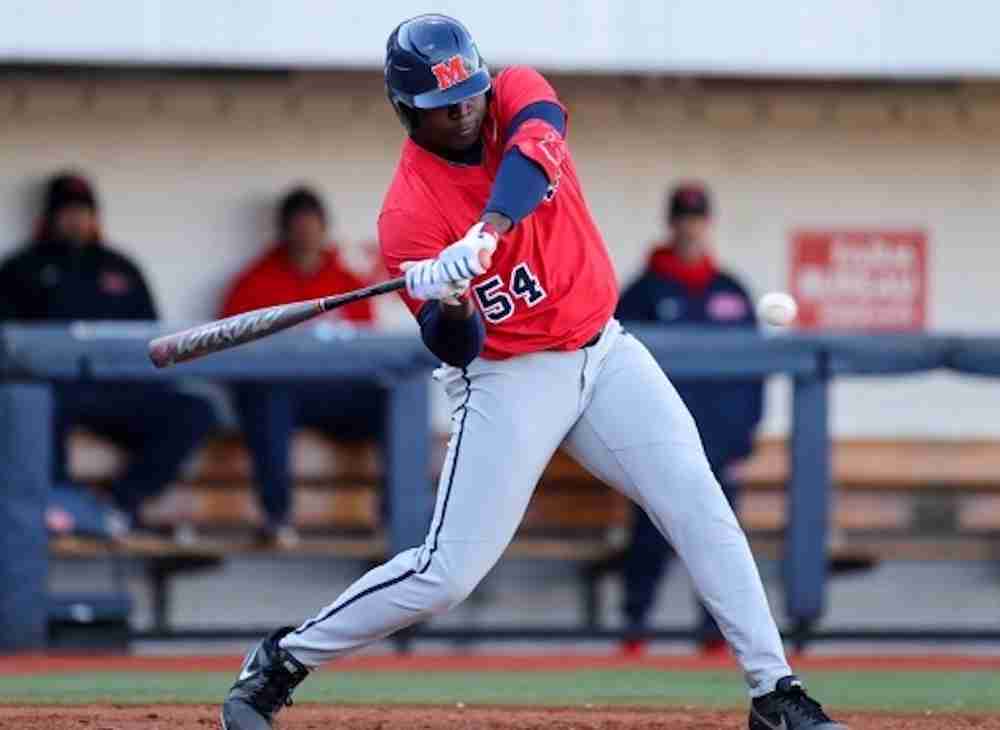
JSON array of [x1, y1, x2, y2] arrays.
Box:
[[2, 324, 1000, 650]]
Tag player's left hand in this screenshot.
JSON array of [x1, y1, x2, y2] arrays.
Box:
[[436, 222, 499, 283], [400, 259, 470, 305]]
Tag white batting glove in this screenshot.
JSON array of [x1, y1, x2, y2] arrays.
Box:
[[435, 222, 499, 283], [401, 259, 470, 305]]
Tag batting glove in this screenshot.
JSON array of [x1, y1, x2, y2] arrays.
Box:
[[401, 259, 470, 305], [435, 222, 499, 283]]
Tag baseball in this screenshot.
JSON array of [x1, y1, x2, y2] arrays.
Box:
[[757, 291, 798, 327]]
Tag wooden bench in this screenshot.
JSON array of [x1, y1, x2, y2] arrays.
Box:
[[56, 431, 633, 634], [52, 431, 1000, 636], [66, 430, 633, 548], [739, 439, 1000, 557], [63, 431, 1000, 552]]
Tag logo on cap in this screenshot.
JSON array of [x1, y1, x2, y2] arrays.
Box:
[[681, 189, 704, 206], [431, 55, 471, 91], [66, 178, 91, 196]]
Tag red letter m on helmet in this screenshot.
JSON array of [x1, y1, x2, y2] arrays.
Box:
[[431, 55, 470, 91]]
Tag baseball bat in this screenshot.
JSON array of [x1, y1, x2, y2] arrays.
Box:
[[148, 276, 406, 368]]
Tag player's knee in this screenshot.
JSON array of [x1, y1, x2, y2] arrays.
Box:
[[438, 572, 479, 613], [424, 557, 481, 614]]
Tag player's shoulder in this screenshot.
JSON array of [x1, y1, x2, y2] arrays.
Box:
[[377, 204, 438, 243], [496, 65, 551, 88], [96, 243, 146, 277], [491, 66, 563, 128], [380, 150, 442, 228], [378, 183, 427, 236], [0, 242, 36, 273], [494, 66, 556, 98], [712, 269, 753, 299], [382, 145, 427, 203]]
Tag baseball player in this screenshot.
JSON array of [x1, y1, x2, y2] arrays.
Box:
[[221, 14, 846, 730]]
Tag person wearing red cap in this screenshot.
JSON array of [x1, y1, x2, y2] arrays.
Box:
[[0, 171, 217, 534], [220, 186, 381, 547], [614, 182, 764, 655]]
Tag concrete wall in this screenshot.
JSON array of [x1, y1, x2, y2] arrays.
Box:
[[1, 73, 998, 437], [6, 0, 1000, 78]]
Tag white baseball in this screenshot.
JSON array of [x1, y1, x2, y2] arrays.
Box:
[[757, 292, 798, 327]]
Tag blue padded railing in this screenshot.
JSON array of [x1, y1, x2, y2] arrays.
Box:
[[1, 323, 996, 650]]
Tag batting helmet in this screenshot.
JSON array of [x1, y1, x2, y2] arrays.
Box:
[[385, 14, 491, 133]]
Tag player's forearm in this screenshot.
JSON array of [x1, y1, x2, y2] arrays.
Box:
[[482, 151, 547, 229], [417, 299, 485, 367]]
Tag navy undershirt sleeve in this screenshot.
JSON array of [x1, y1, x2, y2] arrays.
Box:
[[416, 301, 486, 368], [484, 102, 567, 225], [506, 101, 567, 141]]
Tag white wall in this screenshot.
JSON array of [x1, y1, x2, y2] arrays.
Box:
[[5, 0, 1000, 78], [1, 74, 998, 437]]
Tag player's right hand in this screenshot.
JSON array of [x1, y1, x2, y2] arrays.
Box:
[[401, 259, 470, 305], [435, 222, 498, 282]]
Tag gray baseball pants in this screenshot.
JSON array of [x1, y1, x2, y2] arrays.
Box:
[[281, 319, 791, 696]]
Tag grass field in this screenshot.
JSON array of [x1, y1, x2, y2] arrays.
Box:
[[2, 664, 998, 712], [1, 655, 997, 729]]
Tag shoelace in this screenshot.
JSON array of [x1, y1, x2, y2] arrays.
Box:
[[776, 686, 832, 723]]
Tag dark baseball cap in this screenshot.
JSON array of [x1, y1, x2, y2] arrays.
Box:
[[278, 186, 327, 231], [45, 172, 98, 216], [668, 183, 711, 222]]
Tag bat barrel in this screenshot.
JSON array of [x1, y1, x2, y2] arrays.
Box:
[[148, 300, 320, 368], [148, 334, 182, 369], [147, 276, 405, 369]]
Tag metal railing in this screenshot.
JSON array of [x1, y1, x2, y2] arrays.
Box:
[[1, 323, 997, 650]]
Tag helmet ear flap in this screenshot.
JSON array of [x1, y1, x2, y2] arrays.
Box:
[[392, 99, 420, 134]]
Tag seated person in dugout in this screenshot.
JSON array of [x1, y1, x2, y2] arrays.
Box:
[[615, 182, 764, 655], [220, 186, 383, 547], [0, 171, 217, 535]]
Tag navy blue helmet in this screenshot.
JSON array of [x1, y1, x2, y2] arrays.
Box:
[[385, 14, 491, 132]]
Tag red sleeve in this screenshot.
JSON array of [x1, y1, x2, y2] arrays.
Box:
[[505, 119, 568, 185], [342, 297, 375, 324], [220, 268, 267, 317], [378, 208, 451, 316], [335, 270, 376, 325], [493, 66, 565, 138]]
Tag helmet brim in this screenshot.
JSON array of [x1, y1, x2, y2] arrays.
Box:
[[411, 69, 491, 109]]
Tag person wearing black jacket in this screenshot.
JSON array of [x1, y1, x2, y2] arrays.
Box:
[[615, 183, 764, 655], [0, 172, 216, 531]]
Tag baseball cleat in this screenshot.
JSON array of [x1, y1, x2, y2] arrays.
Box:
[[221, 627, 309, 730], [749, 676, 847, 730]]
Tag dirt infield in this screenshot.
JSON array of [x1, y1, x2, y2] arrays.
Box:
[[1, 704, 997, 730]]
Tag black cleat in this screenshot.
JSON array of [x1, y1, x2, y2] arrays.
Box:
[[749, 676, 848, 730], [221, 627, 309, 730]]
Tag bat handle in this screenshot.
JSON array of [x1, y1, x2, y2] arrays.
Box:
[[319, 276, 407, 311]]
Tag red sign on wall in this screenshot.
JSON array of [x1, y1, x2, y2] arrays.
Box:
[[789, 230, 927, 331]]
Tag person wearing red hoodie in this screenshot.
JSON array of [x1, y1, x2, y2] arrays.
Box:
[[614, 183, 764, 655], [220, 187, 381, 547]]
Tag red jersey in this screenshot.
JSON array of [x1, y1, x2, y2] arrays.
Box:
[[379, 66, 618, 360], [221, 243, 374, 324]]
